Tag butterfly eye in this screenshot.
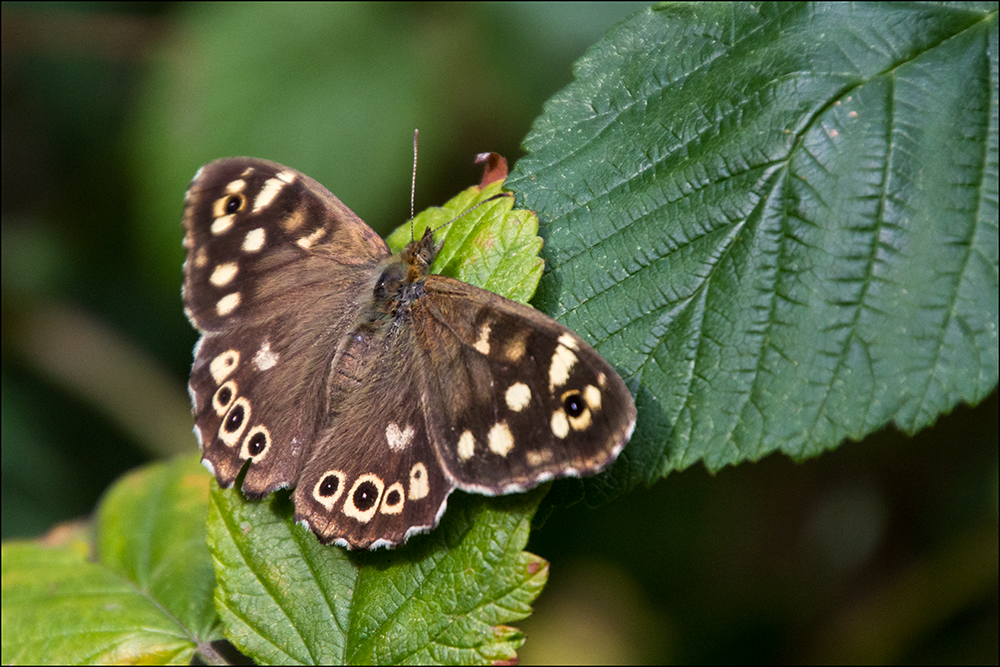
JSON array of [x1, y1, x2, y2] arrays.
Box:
[[563, 392, 585, 418], [225, 194, 244, 214]]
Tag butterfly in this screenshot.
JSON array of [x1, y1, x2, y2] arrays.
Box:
[[182, 153, 636, 549]]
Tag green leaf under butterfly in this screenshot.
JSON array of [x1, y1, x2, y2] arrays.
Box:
[[506, 3, 999, 499], [208, 481, 548, 665]]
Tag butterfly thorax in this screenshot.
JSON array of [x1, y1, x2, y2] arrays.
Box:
[[322, 230, 436, 438], [370, 228, 437, 320]]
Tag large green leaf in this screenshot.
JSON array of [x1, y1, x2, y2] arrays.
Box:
[[506, 3, 999, 497], [6, 5, 995, 665], [1, 456, 220, 664]]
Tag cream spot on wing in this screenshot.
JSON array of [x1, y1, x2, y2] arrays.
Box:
[[312, 470, 346, 510], [252, 177, 284, 212], [253, 341, 278, 371], [457, 430, 476, 461], [210, 350, 240, 383], [210, 262, 238, 287], [505, 331, 528, 362], [380, 482, 405, 514], [225, 179, 247, 194], [211, 215, 235, 236], [558, 332, 580, 351], [548, 343, 578, 391], [343, 474, 384, 523], [473, 321, 491, 355], [487, 422, 514, 457], [193, 246, 209, 269], [216, 292, 241, 316], [243, 228, 265, 252], [281, 208, 306, 232], [386, 423, 415, 451], [551, 409, 569, 439], [584, 384, 602, 410], [568, 408, 593, 431], [409, 462, 429, 500], [295, 227, 327, 250], [276, 170, 296, 184], [296, 226, 327, 249], [505, 382, 532, 412], [526, 449, 553, 466]]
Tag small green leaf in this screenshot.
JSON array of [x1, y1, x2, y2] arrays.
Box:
[[387, 179, 544, 304], [1, 456, 220, 665], [506, 3, 999, 497], [208, 483, 548, 665]]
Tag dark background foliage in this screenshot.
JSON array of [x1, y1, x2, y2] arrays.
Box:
[[2, 4, 995, 663]]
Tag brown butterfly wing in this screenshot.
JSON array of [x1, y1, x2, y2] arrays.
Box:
[[183, 158, 389, 496]]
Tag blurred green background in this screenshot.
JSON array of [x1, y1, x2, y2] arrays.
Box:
[[2, 3, 996, 663]]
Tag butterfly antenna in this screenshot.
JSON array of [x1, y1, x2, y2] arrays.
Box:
[[409, 130, 510, 238], [429, 192, 511, 235], [410, 129, 419, 240]]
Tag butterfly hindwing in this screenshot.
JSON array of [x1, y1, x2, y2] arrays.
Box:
[[292, 336, 455, 549]]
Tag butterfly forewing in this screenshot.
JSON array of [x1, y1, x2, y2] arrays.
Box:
[[182, 156, 636, 549], [183, 159, 389, 494], [415, 277, 635, 495], [182, 158, 388, 331]]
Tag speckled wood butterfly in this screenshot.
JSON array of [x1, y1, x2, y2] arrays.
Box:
[[182, 154, 636, 549]]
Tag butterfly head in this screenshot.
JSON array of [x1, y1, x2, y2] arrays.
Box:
[[402, 227, 439, 273]]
